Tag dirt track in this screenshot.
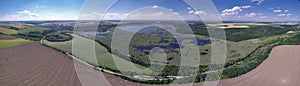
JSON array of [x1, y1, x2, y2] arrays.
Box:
[[1, 41, 300, 86], [0, 42, 81, 86]]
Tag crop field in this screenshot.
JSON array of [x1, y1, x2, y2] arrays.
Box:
[[0, 42, 81, 86], [42, 34, 151, 74], [0, 27, 17, 34], [0, 39, 30, 48]]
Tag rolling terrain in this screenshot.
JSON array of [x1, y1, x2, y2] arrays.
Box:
[[82, 45, 300, 86]]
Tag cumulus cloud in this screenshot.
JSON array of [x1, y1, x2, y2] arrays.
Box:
[[277, 14, 286, 17], [273, 9, 282, 13], [245, 12, 256, 17], [18, 10, 40, 17], [1, 10, 75, 20], [188, 10, 194, 14], [187, 7, 207, 16], [194, 11, 207, 15], [284, 10, 288, 12], [187, 7, 192, 10], [152, 5, 158, 8], [2, 10, 41, 20], [251, 0, 264, 5], [221, 5, 251, 16], [277, 13, 292, 17], [242, 5, 251, 8]]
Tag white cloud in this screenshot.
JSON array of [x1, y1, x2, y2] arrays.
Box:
[[277, 13, 292, 17], [187, 7, 192, 10], [152, 5, 158, 8], [187, 7, 207, 16], [221, 6, 241, 16], [2, 10, 41, 20], [245, 12, 256, 17], [273, 9, 282, 13], [221, 5, 250, 16], [260, 16, 267, 18], [188, 10, 194, 14], [18, 10, 40, 17], [194, 11, 207, 15], [242, 5, 251, 8], [277, 14, 286, 16], [276, 13, 292, 17], [1, 10, 76, 21], [251, 0, 264, 5], [284, 10, 288, 12]]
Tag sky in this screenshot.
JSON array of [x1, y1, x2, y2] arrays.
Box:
[[0, 0, 300, 22]]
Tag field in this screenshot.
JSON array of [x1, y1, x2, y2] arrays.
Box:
[[42, 34, 151, 74], [101, 45, 300, 86], [0, 39, 30, 48], [15, 26, 50, 41], [0, 35, 18, 40], [188, 24, 299, 42], [0, 27, 17, 34], [0, 42, 81, 86]]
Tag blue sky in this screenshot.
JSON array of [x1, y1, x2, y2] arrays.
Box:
[[0, 0, 299, 21]]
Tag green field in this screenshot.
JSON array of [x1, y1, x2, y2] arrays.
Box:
[[18, 26, 50, 34], [16, 26, 50, 41], [0, 29, 17, 34], [43, 34, 151, 74], [0, 39, 31, 48]]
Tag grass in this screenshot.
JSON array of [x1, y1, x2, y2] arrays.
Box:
[[0, 29, 17, 34], [43, 34, 151, 74], [18, 26, 50, 34], [16, 26, 51, 41], [0, 39, 31, 48]]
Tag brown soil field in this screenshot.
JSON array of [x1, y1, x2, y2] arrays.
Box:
[[0, 27, 6, 30], [0, 42, 81, 86], [0, 35, 18, 40]]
